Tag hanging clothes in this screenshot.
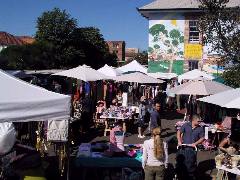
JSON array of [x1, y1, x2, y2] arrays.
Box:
[[84, 82, 91, 95], [96, 81, 104, 101]]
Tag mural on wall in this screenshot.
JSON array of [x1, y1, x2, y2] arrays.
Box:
[[148, 19, 185, 61], [148, 17, 185, 74]]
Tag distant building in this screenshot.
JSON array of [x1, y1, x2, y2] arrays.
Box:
[[125, 48, 140, 62], [0, 32, 34, 52], [106, 41, 125, 64], [137, 0, 239, 74]]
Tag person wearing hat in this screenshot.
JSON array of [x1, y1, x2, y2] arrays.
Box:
[[176, 115, 204, 179], [138, 96, 148, 138]]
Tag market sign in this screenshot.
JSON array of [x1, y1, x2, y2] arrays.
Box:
[[184, 44, 203, 60]]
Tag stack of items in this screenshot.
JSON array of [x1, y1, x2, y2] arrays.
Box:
[[102, 106, 132, 119], [125, 144, 143, 162]]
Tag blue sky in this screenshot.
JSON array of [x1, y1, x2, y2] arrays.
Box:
[[0, 0, 153, 50]]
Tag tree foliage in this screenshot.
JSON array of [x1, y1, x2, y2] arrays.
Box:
[[198, 0, 240, 87], [36, 8, 77, 44], [222, 65, 240, 88], [199, 0, 240, 63], [0, 8, 117, 70]]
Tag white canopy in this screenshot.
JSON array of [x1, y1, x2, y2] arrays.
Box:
[[97, 64, 122, 77], [116, 60, 147, 74], [0, 70, 71, 122], [198, 88, 240, 109], [53, 64, 107, 81], [148, 72, 178, 80], [168, 80, 232, 95], [178, 69, 214, 83], [114, 72, 164, 84]]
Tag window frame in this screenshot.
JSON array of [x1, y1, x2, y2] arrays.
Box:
[[189, 20, 200, 43]]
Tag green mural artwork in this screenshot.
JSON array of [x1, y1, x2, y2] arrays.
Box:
[[148, 19, 185, 74]]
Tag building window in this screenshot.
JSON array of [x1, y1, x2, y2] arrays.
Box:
[[188, 60, 198, 71], [113, 43, 119, 48], [189, 20, 200, 43]]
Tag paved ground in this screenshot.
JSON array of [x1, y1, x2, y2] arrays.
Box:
[[75, 110, 217, 179]]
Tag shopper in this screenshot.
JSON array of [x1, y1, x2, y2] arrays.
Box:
[[138, 96, 147, 138], [142, 127, 168, 180], [149, 103, 162, 132], [176, 115, 204, 179]]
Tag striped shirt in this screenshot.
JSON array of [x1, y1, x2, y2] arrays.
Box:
[[142, 138, 168, 168]]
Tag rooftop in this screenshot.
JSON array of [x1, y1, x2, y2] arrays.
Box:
[[16, 36, 35, 44], [138, 0, 239, 11], [0, 32, 25, 46]]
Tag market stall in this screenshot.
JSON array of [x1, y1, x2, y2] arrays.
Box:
[[97, 64, 122, 77], [178, 69, 214, 83], [0, 69, 71, 122], [198, 88, 240, 178], [0, 69, 72, 179], [116, 60, 147, 74], [74, 143, 143, 180]]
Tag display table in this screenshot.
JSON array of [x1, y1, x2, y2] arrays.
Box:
[[100, 116, 129, 135], [216, 165, 240, 179], [75, 156, 141, 168], [74, 148, 142, 180], [217, 165, 240, 175]]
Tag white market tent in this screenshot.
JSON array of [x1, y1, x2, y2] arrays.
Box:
[[97, 64, 122, 77], [114, 72, 164, 84], [198, 88, 240, 109], [116, 60, 147, 74], [168, 80, 232, 96], [178, 69, 214, 83], [53, 64, 108, 81], [148, 72, 178, 80], [0, 70, 71, 122]]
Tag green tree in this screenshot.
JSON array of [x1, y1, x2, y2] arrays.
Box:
[[0, 41, 56, 69], [154, 44, 160, 49], [172, 39, 179, 47], [222, 65, 240, 88], [148, 47, 154, 54], [199, 0, 240, 87], [36, 8, 77, 44], [1, 8, 117, 70], [70, 27, 117, 69], [149, 24, 166, 36], [169, 29, 181, 40]]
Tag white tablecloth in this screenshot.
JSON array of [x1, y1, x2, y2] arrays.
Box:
[[217, 165, 240, 175]]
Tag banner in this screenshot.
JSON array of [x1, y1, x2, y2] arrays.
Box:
[[184, 44, 202, 60]]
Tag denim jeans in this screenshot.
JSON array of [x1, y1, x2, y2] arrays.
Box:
[[144, 165, 165, 180]]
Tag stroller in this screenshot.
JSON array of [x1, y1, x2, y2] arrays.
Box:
[[175, 144, 198, 180]]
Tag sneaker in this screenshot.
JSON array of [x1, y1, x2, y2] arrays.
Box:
[[138, 135, 145, 138]]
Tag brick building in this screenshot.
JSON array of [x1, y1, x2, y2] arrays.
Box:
[[106, 41, 125, 64], [125, 48, 139, 62]]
